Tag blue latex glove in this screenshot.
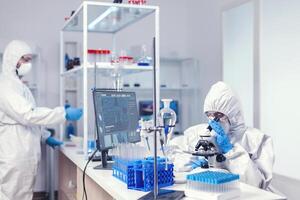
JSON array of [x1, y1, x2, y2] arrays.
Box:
[[191, 158, 208, 169], [46, 137, 63, 148], [208, 120, 233, 154], [65, 107, 83, 121]]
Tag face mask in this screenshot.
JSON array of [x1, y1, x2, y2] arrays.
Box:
[[17, 63, 32, 76]]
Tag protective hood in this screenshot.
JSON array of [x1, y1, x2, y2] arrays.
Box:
[[203, 81, 247, 137], [1, 40, 32, 77]]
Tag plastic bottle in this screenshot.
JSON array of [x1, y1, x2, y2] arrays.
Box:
[[64, 100, 71, 109], [65, 54, 69, 69], [88, 140, 96, 154], [66, 122, 75, 139]]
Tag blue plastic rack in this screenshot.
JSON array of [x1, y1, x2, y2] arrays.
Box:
[[187, 170, 240, 184], [112, 157, 174, 192]]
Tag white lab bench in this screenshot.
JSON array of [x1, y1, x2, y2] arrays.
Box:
[[58, 145, 285, 200]]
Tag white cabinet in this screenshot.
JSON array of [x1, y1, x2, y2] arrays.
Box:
[[222, 2, 255, 127]]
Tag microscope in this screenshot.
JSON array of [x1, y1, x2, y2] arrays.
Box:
[[192, 117, 226, 168]]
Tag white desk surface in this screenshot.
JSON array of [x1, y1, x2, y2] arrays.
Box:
[[60, 145, 285, 200]]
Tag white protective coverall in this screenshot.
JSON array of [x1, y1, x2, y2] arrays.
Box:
[[0, 40, 66, 200], [172, 82, 274, 190]]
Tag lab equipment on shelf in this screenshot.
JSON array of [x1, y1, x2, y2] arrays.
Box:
[[88, 49, 111, 64], [119, 56, 134, 65], [66, 122, 75, 139], [110, 52, 123, 90], [138, 45, 152, 66], [128, 0, 147, 5], [112, 156, 174, 192], [102, 50, 111, 62], [65, 53, 81, 70], [88, 140, 96, 155], [138, 100, 179, 123], [113, 0, 123, 3], [185, 171, 240, 200]]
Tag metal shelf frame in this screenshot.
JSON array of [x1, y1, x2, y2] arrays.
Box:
[[60, 1, 160, 159]]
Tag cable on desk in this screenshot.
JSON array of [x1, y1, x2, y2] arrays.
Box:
[[82, 149, 98, 200]]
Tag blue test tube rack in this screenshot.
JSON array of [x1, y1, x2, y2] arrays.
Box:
[[112, 157, 174, 192]]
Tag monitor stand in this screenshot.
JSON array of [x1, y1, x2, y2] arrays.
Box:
[[93, 150, 113, 170]]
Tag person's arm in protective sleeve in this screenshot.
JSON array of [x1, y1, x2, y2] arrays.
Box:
[[0, 89, 66, 126], [224, 137, 274, 189], [41, 128, 52, 143], [170, 124, 209, 172]]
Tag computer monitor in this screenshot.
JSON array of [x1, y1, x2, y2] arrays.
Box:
[[139, 100, 179, 123], [139, 100, 154, 117], [93, 89, 140, 168]]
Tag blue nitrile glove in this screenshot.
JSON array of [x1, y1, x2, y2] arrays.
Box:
[[191, 158, 208, 169], [46, 137, 63, 148], [208, 120, 233, 154], [65, 107, 83, 121]]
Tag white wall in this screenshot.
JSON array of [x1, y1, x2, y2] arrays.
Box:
[[0, 0, 223, 192], [260, 0, 300, 180], [186, 0, 223, 122], [222, 2, 254, 127], [220, 0, 300, 198]]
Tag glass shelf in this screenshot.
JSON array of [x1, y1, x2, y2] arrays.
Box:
[[63, 2, 156, 33], [124, 87, 197, 91]]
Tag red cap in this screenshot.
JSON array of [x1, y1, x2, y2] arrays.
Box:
[[88, 49, 97, 54], [88, 49, 111, 54], [88, 49, 102, 54]]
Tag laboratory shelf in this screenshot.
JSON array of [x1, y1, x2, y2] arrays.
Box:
[[61, 63, 153, 77], [63, 1, 157, 33], [160, 57, 194, 63], [124, 87, 197, 91], [60, 1, 159, 158]]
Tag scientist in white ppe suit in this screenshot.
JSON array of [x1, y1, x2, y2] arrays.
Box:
[[0, 40, 83, 200], [172, 82, 274, 190]]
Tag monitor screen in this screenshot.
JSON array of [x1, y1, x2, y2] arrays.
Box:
[[139, 100, 154, 116], [93, 90, 140, 150], [139, 100, 179, 123]]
